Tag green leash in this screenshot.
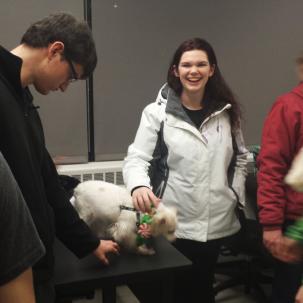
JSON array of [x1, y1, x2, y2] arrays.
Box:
[[120, 203, 156, 247], [136, 213, 153, 246]]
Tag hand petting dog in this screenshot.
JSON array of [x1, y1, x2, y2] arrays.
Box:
[[132, 186, 160, 213]]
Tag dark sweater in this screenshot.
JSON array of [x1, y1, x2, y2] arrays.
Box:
[[182, 105, 208, 128], [0, 46, 99, 281]]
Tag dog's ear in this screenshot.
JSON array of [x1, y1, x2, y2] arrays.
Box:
[[160, 218, 166, 225]]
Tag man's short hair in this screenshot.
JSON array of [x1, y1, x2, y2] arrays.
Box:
[[296, 52, 303, 65], [21, 12, 97, 79]]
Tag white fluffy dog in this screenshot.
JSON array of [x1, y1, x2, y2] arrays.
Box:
[[285, 147, 303, 192], [72, 180, 177, 255]]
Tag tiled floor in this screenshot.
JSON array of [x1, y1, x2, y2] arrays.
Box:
[[74, 286, 139, 303], [216, 287, 263, 303], [74, 281, 270, 303], [215, 277, 271, 303]]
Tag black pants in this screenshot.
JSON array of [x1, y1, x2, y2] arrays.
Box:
[[34, 278, 56, 303], [271, 220, 303, 303], [172, 238, 222, 303], [271, 259, 303, 303]]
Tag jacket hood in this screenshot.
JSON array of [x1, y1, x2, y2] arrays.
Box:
[[156, 83, 194, 126], [156, 83, 232, 127], [155, 83, 169, 104]]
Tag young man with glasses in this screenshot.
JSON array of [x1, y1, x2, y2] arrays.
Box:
[[0, 13, 119, 303], [65, 57, 79, 83]]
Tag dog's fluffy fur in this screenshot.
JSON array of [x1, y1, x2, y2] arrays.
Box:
[[285, 147, 303, 192], [72, 180, 177, 255]]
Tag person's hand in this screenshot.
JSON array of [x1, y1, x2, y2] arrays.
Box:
[[138, 223, 152, 238], [263, 229, 283, 257], [276, 236, 303, 263], [132, 187, 160, 213], [93, 240, 119, 265], [264, 230, 303, 261], [296, 285, 303, 303]]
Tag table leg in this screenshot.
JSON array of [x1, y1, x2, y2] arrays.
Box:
[[160, 272, 174, 303], [102, 286, 116, 303]]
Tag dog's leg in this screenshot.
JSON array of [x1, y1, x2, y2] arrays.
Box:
[[108, 221, 137, 252], [137, 245, 155, 256], [73, 197, 94, 225]]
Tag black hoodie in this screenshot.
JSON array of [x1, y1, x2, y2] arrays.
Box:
[[0, 46, 99, 281]]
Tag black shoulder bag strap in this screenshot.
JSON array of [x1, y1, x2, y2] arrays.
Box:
[[229, 132, 246, 230]]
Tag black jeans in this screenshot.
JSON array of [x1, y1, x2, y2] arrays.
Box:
[[34, 278, 56, 303], [271, 258, 303, 303], [271, 220, 303, 303], [172, 238, 222, 303]]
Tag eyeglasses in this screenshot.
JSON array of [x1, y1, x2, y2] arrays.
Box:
[[65, 57, 78, 83]]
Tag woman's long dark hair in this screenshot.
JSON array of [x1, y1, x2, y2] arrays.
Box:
[[167, 38, 242, 130]]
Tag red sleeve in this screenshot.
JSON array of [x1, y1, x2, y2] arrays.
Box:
[[257, 97, 299, 230]]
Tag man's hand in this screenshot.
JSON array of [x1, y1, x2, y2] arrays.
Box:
[[263, 229, 283, 258], [276, 237, 303, 263], [264, 230, 303, 262], [132, 187, 160, 213], [93, 240, 119, 265], [296, 285, 303, 303]]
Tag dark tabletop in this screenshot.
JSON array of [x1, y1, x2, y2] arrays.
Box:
[[54, 237, 191, 293]]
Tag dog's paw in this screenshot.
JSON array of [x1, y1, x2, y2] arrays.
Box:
[[137, 244, 155, 256], [108, 223, 118, 238]]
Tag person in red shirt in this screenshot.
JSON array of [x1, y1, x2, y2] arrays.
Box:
[[257, 83, 303, 303]]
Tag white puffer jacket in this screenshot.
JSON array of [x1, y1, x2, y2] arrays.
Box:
[[123, 84, 248, 242]]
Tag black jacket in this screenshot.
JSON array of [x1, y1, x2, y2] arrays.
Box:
[[0, 46, 99, 281]]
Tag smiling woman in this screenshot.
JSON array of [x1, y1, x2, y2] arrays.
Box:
[[173, 49, 214, 109], [123, 37, 248, 303], [167, 37, 242, 131]]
